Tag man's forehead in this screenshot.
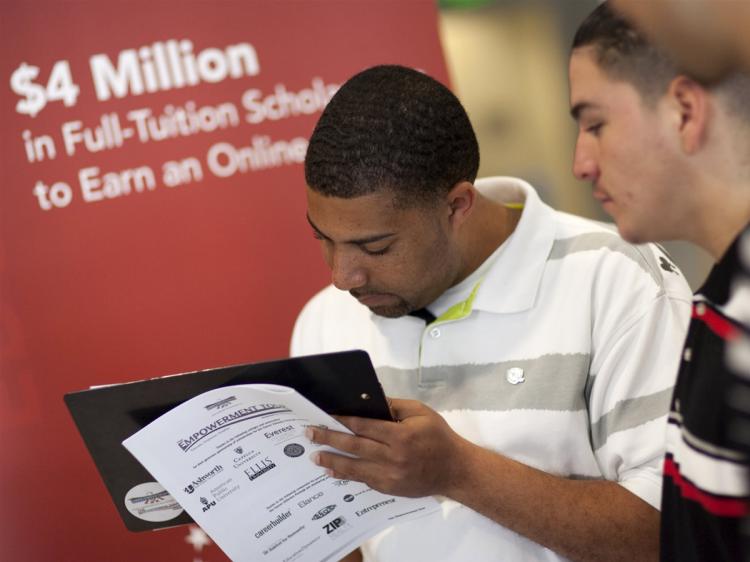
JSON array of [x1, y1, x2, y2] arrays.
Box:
[[306, 187, 399, 214], [569, 47, 609, 90], [569, 48, 631, 116], [306, 187, 414, 238]]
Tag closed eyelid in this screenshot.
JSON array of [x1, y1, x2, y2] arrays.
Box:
[[359, 240, 392, 253], [306, 214, 396, 246], [360, 247, 389, 257], [571, 101, 605, 126]]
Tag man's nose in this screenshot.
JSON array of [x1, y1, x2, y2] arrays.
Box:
[[572, 135, 599, 182], [330, 250, 367, 291]]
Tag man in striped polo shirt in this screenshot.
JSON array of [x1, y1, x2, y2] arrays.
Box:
[[294, 64, 691, 561], [569, 3, 750, 560]]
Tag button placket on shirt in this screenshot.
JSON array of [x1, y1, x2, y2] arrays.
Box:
[[419, 323, 448, 386]]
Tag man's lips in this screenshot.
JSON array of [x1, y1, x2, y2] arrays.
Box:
[[351, 291, 394, 306], [592, 188, 612, 203]]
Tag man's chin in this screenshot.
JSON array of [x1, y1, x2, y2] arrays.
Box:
[[351, 292, 407, 317], [356, 297, 413, 318], [368, 305, 410, 318], [616, 219, 654, 245]]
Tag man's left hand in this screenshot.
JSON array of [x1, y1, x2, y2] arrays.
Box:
[[305, 398, 466, 497]]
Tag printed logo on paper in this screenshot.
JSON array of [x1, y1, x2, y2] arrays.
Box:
[[124, 482, 183, 522], [312, 505, 337, 520], [283, 443, 305, 458], [200, 496, 217, 512], [323, 516, 349, 538], [205, 396, 237, 411], [182, 464, 223, 494], [298, 492, 323, 509], [244, 457, 276, 481]]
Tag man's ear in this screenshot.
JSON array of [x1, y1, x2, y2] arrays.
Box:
[[445, 181, 476, 230], [667, 75, 710, 154]]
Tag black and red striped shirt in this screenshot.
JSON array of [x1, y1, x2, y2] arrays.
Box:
[[661, 231, 750, 561]]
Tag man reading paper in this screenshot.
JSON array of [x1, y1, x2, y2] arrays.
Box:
[[292, 64, 692, 562]]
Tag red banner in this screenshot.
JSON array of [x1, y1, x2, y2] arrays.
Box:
[[0, 1, 448, 559]]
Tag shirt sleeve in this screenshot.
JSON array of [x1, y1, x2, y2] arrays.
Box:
[[290, 291, 323, 357], [586, 245, 691, 509]]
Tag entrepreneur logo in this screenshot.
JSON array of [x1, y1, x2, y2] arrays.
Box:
[[183, 464, 223, 494], [355, 499, 396, 517]]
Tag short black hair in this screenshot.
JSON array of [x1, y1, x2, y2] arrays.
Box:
[[304, 64, 479, 208], [572, 2, 676, 102]]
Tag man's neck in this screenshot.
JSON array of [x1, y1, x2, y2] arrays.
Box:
[[692, 178, 750, 261], [456, 193, 522, 282]]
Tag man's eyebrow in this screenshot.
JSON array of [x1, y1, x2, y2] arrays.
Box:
[[306, 214, 329, 239], [306, 214, 396, 245]]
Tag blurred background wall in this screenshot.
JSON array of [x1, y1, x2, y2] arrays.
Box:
[[438, 0, 713, 289]]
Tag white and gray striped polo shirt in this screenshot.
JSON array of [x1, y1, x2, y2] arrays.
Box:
[[291, 176, 692, 562]]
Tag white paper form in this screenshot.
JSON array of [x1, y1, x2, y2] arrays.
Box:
[[123, 384, 439, 562]]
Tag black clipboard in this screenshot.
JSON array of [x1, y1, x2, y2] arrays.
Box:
[[64, 349, 391, 532]]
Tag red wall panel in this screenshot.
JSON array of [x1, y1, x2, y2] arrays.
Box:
[[0, 1, 449, 559]]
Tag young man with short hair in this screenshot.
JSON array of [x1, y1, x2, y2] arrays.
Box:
[[294, 64, 691, 562], [569, 4, 750, 559]]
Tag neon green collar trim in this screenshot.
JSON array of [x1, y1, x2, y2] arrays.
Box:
[[428, 202, 522, 325], [433, 278, 483, 324]]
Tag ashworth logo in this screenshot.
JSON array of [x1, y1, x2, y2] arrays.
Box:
[[183, 465, 223, 494], [312, 505, 337, 520], [506, 367, 525, 385], [205, 396, 237, 411], [234, 446, 243, 455]]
